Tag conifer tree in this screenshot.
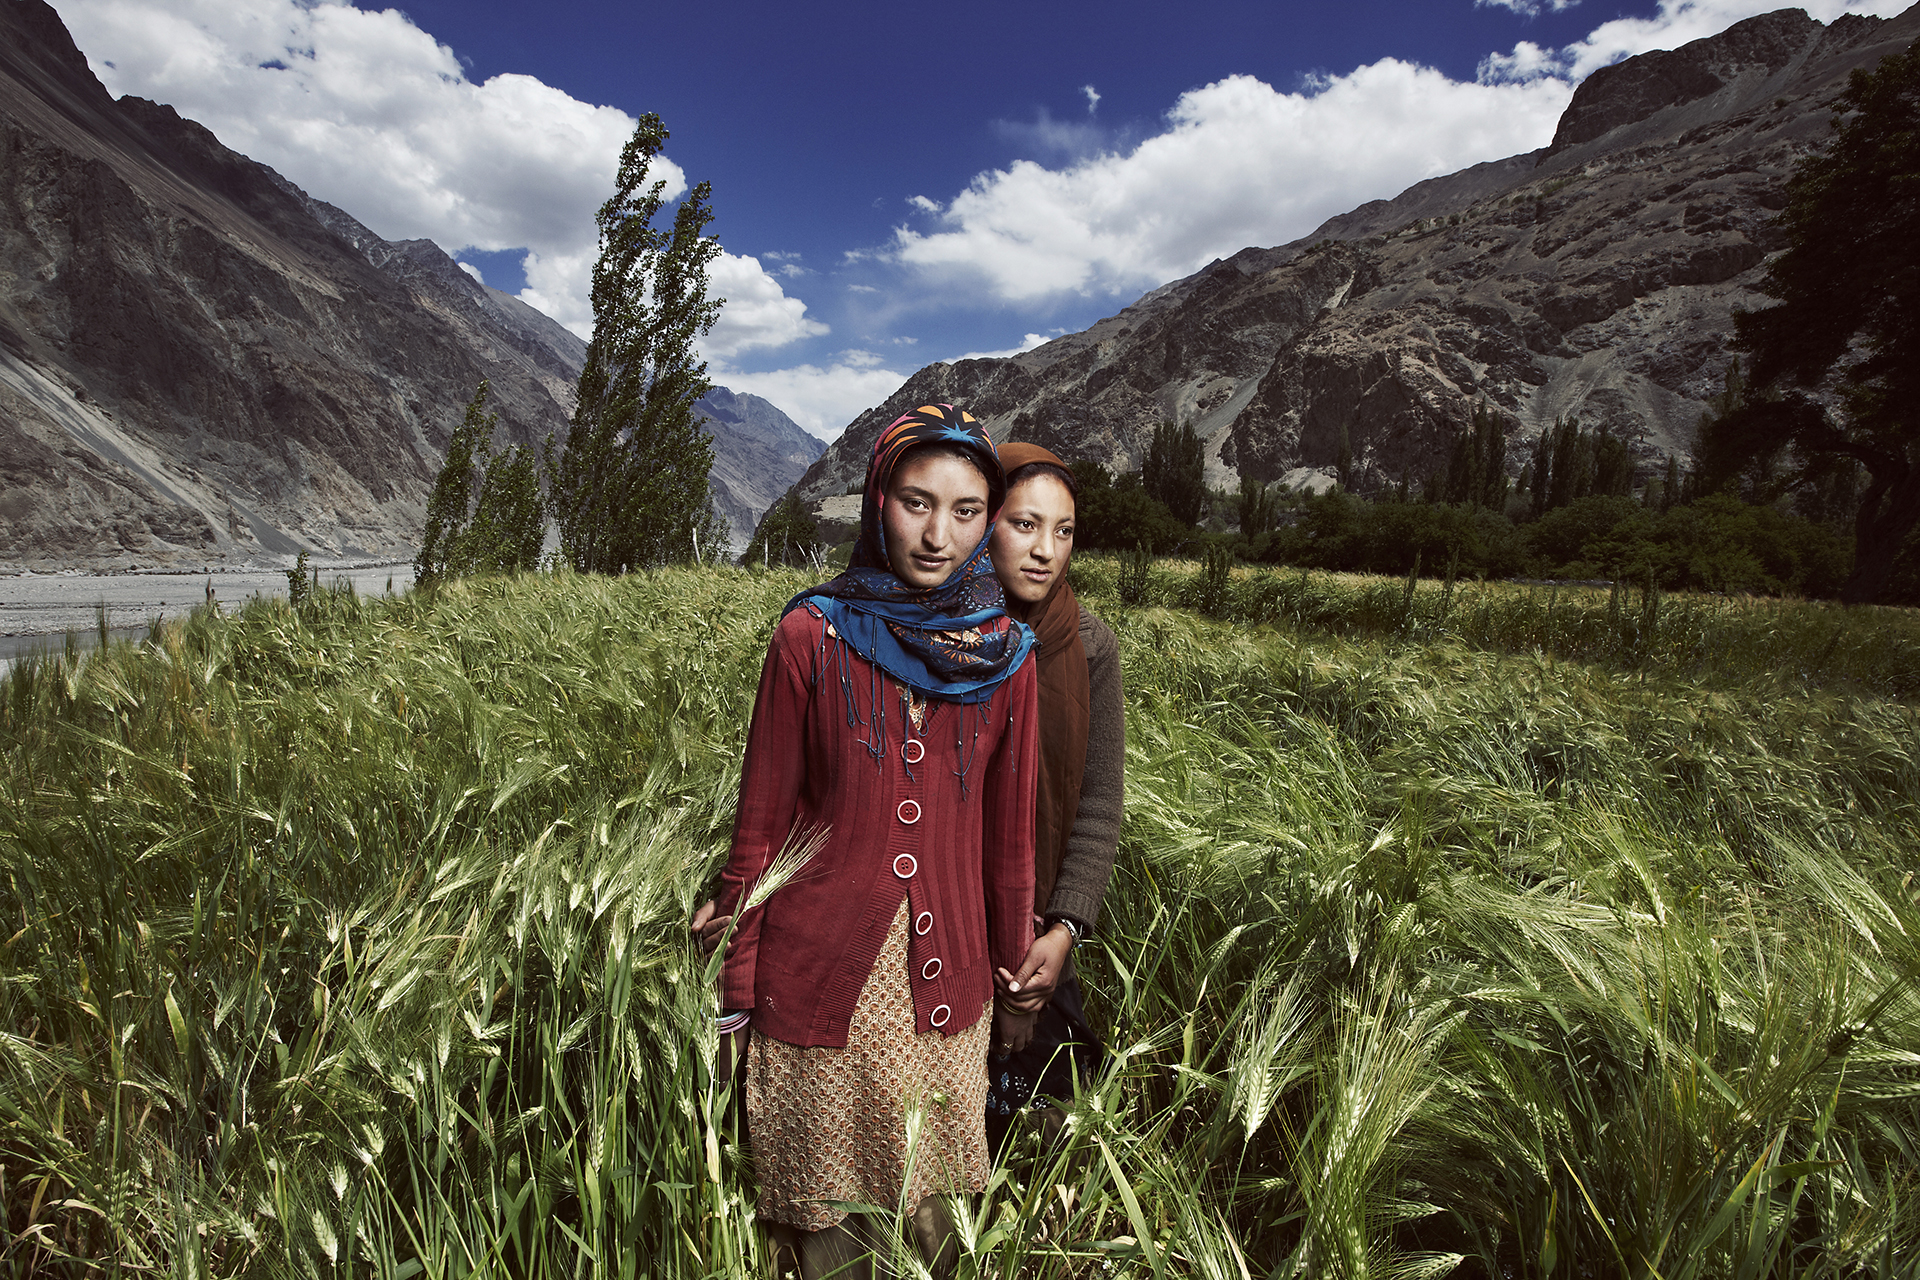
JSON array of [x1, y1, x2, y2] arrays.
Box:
[[1236, 475, 1277, 536], [1144, 420, 1206, 525], [1718, 46, 1920, 602], [747, 492, 820, 568], [417, 380, 548, 584], [416, 382, 491, 588], [549, 114, 723, 573]]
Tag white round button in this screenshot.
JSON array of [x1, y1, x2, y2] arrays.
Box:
[[902, 739, 925, 764], [921, 958, 942, 980], [930, 1004, 951, 1028], [892, 853, 918, 879], [914, 911, 932, 936], [897, 799, 922, 824]]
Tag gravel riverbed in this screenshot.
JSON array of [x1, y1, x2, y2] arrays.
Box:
[[0, 565, 413, 671]]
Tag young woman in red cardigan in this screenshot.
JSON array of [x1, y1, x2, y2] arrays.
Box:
[[708, 405, 1038, 1277], [982, 444, 1123, 1153]]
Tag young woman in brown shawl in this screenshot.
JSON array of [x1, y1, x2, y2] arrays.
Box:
[[985, 443, 1125, 1153]]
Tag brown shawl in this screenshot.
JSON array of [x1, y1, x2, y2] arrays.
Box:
[[998, 444, 1092, 915]]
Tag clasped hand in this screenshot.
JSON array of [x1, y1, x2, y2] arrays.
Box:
[[992, 918, 1074, 1056]]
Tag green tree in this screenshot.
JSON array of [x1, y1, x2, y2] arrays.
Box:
[[746, 492, 821, 568], [1651, 453, 1681, 512], [1076, 465, 1190, 552], [1529, 425, 1553, 517], [1236, 475, 1279, 536], [417, 382, 550, 585], [549, 113, 724, 574], [1591, 432, 1634, 500], [1444, 401, 1508, 509], [1547, 417, 1590, 511], [1718, 45, 1920, 603], [416, 381, 491, 588], [1529, 416, 1633, 516], [1145, 420, 1206, 525], [467, 439, 547, 574]]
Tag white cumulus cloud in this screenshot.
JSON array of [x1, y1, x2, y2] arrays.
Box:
[[52, 0, 824, 347], [702, 253, 831, 361], [712, 357, 913, 442], [954, 333, 1054, 362], [890, 62, 1576, 303], [890, 0, 1910, 308]]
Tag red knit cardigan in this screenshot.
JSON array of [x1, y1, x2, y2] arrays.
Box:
[[716, 606, 1037, 1048]]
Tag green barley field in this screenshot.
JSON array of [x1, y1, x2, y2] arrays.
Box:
[[3, 561, 1917, 1277]]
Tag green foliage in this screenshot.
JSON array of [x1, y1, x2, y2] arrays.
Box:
[[1529, 415, 1634, 517], [4, 572, 1920, 1274], [1442, 400, 1509, 509], [469, 440, 547, 574], [1075, 463, 1192, 553], [1181, 540, 1237, 616], [744, 491, 821, 568], [1256, 488, 1527, 580], [1144, 419, 1206, 525], [549, 114, 723, 574], [417, 381, 548, 586], [284, 549, 314, 608], [416, 381, 489, 586], [1116, 542, 1155, 605], [1251, 482, 1855, 597], [1075, 551, 1920, 699], [1726, 45, 1920, 603], [1237, 474, 1280, 536]]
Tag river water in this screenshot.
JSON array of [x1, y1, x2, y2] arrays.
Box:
[[0, 565, 413, 675]]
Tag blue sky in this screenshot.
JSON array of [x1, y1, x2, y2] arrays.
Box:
[[52, 0, 1911, 436]]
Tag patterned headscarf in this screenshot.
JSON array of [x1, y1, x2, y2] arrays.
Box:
[[785, 404, 1034, 703]]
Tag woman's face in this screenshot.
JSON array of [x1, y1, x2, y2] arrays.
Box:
[[881, 451, 991, 588], [990, 473, 1076, 609]]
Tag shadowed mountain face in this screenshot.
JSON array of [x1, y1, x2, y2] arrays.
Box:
[[0, 0, 589, 569], [790, 6, 1918, 510], [0, 0, 812, 571], [695, 387, 824, 548]]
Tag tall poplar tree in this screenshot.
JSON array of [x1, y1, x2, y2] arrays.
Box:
[[549, 114, 724, 573], [1715, 46, 1920, 603], [416, 381, 548, 585], [416, 382, 490, 588], [1145, 420, 1206, 526]]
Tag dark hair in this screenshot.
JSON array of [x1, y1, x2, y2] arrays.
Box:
[[1004, 460, 1079, 500]]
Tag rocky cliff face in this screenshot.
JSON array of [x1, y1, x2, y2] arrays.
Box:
[[0, 0, 812, 572], [791, 6, 1917, 510], [695, 386, 824, 548], [0, 0, 591, 570]]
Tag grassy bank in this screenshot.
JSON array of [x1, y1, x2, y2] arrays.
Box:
[[2, 568, 1917, 1276], [1072, 553, 1920, 702]]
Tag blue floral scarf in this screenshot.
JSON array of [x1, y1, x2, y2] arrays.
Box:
[[784, 404, 1034, 703]]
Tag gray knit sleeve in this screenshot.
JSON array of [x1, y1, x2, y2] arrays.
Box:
[[1044, 606, 1124, 932]]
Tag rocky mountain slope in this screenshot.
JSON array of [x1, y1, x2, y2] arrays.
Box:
[[787, 6, 1918, 512], [0, 0, 815, 571], [696, 386, 824, 546], [0, 0, 586, 570]]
